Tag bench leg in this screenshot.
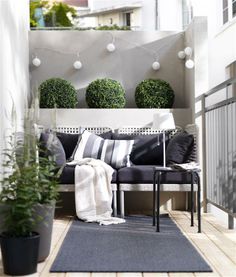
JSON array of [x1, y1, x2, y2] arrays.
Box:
[[113, 190, 117, 217], [191, 172, 194, 227], [156, 172, 161, 232], [153, 171, 157, 226], [196, 173, 201, 233], [120, 190, 125, 219]]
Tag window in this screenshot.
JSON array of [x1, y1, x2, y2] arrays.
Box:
[[233, 0, 236, 17], [124, 13, 131, 27], [223, 0, 229, 24], [222, 0, 236, 24]]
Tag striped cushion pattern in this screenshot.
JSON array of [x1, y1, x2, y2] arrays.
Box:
[[72, 130, 134, 169]]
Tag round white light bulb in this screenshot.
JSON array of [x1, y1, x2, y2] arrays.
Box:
[[152, 61, 160, 70], [178, 51, 186, 59], [106, 43, 116, 52], [185, 59, 195, 69], [184, 47, 192, 56], [73, 60, 82, 70], [32, 57, 41, 67]]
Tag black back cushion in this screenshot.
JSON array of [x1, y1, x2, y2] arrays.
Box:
[[56, 132, 79, 160], [56, 131, 113, 160], [166, 131, 194, 165], [112, 133, 168, 165]]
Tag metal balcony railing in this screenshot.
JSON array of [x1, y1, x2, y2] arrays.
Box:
[[200, 78, 236, 229]]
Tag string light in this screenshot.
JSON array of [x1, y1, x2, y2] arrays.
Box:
[[178, 46, 194, 69], [32, 33, 182, 71], [73, 53, 82, 70], [152, 61, 160, 70], [106, 32, 116, 52], [32, 56, 41, 67]]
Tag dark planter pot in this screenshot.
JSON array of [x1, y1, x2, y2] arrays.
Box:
[[0, 232, 40, 276], [33, 202, 55, 262]]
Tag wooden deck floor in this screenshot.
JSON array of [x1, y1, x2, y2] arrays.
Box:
[[0, 211, 236, 277]]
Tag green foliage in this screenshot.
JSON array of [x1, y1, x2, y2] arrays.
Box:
[[30, 1, 48, 28], [30, 1, 76, 28], [0, 133, 59, 237], [135, 79, 175, 108], [44, 2, 77, 27], [0, 89, 59, 237], [39, 78, 78, 108], [86, 78, 126, 108], [95, 24, 131, 30]]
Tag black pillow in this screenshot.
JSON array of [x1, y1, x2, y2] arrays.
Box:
[[166, 131, 194, 165], [40, 131, 66, 166], [57, 131, 113, 160], [112, 133, 167, 165], [56, 132, 79, 160], [99, 131, 113, 139]]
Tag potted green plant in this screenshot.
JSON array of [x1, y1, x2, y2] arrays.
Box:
[[0, 125, 42, 275], [86, 78, 126, 108], [135, 79, 175, 108], [0, 93, 60, 274], [33, 130, 61, 262], [39, 77, 78, 108]]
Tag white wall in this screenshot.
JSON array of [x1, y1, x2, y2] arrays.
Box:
[[158, 0, 183, 31], [0, 0, 30, 175]]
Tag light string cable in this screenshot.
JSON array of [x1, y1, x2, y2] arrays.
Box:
[[32, 32, 183, 65]]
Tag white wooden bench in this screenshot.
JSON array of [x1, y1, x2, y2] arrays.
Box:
[[116, 124, 198, 218]]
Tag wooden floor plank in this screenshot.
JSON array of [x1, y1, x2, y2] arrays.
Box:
[[168, 273, 194, 277], [194, 273, 220, 277], [92, 273, 116, 277], [169, 211, 236, 277], [183, 212, 236, 265], [39, 219, 72, 277], [117, 273, 142, 277], [66, 273, 91, 277], [203, 214, 236, 244], [143, 273, 168, 277]]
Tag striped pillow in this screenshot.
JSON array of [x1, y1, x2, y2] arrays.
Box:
[[71, 130, 134, 169]]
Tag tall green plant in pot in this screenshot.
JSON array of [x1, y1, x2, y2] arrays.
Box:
[[0, 116, 42, 275], [29, 90, 62, 262], [0, 92, 60, 274]]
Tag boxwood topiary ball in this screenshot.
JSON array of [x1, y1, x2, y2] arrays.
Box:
[[86, 78, 126, 108], [39, 78, 78, 108], [135, 79, 175, 108]]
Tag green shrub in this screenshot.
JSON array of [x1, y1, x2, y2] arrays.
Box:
[[135, 79, 175, 108], [86, 78, 126, 108], [39, 78, 78, 108]]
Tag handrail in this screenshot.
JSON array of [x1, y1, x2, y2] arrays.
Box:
[[195, 77, 236, 102], [204, 77, 236, 98], [201, 76, 236, 229]]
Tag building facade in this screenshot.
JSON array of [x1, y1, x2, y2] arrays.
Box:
[[78, 0, 193, 31]]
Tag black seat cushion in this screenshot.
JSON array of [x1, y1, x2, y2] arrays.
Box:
[[118, 166, 192, 184], [112, 133, 168, 165], [59, 165, 117, 184], [166, 131, 194, 165]]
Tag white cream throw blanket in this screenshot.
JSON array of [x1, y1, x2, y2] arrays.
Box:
[[67, 158, 125, 225]]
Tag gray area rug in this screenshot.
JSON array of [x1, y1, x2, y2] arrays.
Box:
[[51, 215, 212, 272]]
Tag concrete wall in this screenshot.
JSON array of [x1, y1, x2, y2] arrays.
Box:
[[29, 30, 186, 108], [0, 0, 30, 176]]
